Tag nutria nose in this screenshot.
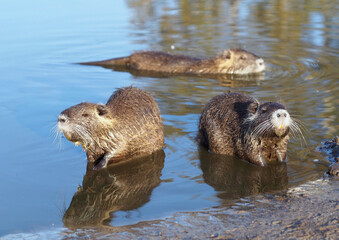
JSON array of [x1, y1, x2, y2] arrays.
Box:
[[277, 113, 287, 118], [256, 58, 264, 66], [58, 115, 67, 123]]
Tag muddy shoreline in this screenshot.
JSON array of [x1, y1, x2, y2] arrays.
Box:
[[3, 178, 337, 240], [59, 137, 339, 239], [2, 138, 338, 240], [59, 137, 338, 239], [57, 178, 338, 240]]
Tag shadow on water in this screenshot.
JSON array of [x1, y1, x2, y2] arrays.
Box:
[[199, 147, 288, 200], [84, 64, 266, 87], [62, 150, 165, 228]]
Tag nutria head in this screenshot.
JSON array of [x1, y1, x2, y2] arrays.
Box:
[[242, 101, 296, 166], [246, 101, 291, 139], [216, 48, 266, 74], [58, 102, 112, 148]]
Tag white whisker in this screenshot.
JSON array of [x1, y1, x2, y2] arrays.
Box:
[[50, 122, 64, 150], [250, 119, 271, 139], [289, 117, 308, 148]]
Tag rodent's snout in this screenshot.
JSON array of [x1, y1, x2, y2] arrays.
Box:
[[272, 109, 291, 136], [57, 114, 72, 139], [276, 112, 287, 119], [256, 58, 264, 66], [58, 114, 67, 123], [255, 58, 266, 72]]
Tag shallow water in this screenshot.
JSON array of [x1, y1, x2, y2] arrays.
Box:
[[0, 0, 338, 237]]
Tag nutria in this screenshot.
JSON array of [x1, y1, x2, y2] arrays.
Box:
[[57, 86, 164, 169], [197, 92, 300, 166], [63, 150, 164, 227], [79, 48, 266, 75]]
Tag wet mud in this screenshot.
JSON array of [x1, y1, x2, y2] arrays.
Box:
[[60, 179, 338, 240], [58, 139, 338, 239]]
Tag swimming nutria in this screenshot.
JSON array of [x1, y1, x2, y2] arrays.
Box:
[[197, 92, 300, 166], [79, 48, 266, 75], [57, 86, 164, 169]]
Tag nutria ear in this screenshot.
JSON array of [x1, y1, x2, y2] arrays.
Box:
[[248, 102, 258, 114], [221, 50, 231, 59], [261, 105, 268, 113], [97, 104, 108, 116]]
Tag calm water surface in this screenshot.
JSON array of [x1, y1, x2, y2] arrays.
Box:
[[0, 0, 338, 237]]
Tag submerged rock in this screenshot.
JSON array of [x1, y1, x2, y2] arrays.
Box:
[[328, 162, 339, 176], [318, 136, 339, 176]]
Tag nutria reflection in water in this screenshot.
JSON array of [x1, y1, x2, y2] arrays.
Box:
[[88, 65, 265, 87], [63, 150, 164, 228], [79, 48, 266, 76], [199, 148, 288, 200]]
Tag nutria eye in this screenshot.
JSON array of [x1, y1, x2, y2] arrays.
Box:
[[240, 56, 247, 60], [82, 113, 89, 117], [97, 105, 108, 116]]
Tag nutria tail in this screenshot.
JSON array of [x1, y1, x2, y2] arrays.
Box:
[[78, 56, 130, 66]]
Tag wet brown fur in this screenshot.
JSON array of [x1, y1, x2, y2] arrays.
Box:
[[58, 87, 164, 168], [80, 48, 265, 75], [197, 92, 290, 166]]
